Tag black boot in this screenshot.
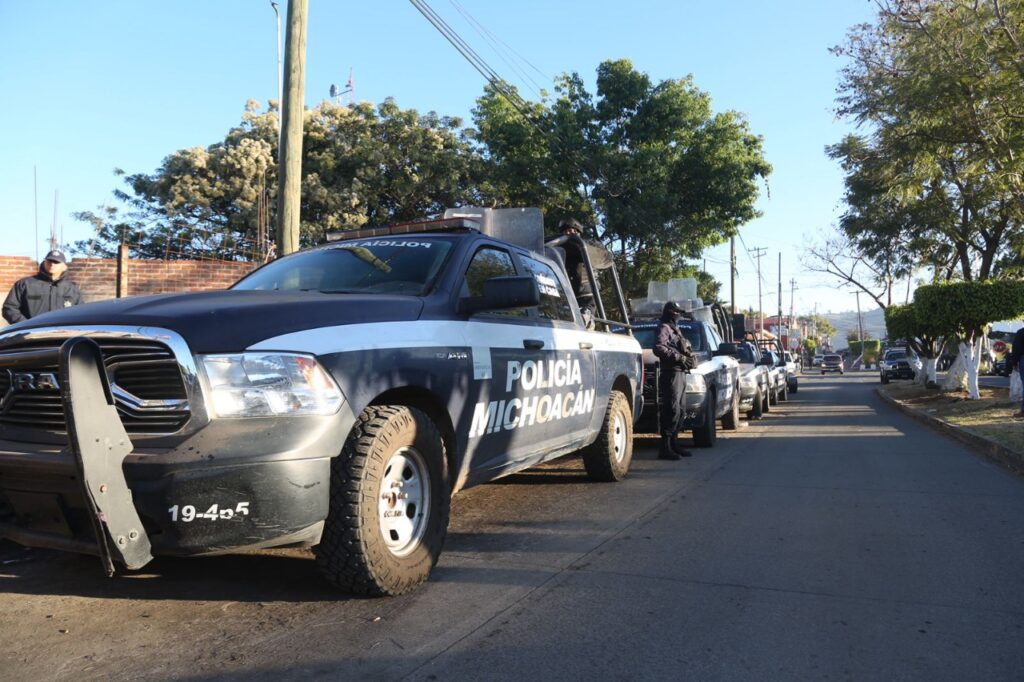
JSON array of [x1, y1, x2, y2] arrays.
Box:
[[670, 433, 692, 457], [658, 436, 681, 460]]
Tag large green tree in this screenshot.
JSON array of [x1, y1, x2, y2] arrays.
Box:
[[76, 99, 481, 259], [818, 0, 1024, 293], [473, 59, 770, 272]]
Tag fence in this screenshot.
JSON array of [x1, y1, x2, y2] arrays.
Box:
[[0, 253, 258, 328]]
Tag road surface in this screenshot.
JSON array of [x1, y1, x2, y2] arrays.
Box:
[[2, 374, 1022, 680]]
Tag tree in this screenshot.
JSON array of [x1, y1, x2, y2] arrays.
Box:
[[914, 280, 1024, 398], [473, 59, 771, 266], [884, 303, 946, 385], [75, 99, 481, 259], [819, 1, 1024, 297]]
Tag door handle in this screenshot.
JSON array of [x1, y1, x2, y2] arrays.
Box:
[[578, 342, 593, 350], [523, 339, 545, 350]]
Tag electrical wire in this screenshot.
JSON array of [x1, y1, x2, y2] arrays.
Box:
[[448, 0, 549, 101]]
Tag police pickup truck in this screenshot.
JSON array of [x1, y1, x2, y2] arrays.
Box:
[[0, 207, 642, 596]]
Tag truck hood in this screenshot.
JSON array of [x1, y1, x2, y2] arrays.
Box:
[[1, 290, 425, 353]]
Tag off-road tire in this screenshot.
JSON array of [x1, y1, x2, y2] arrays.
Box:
[[582, 390, 633, 481], [747, 387, 764, 419], [693, 392, 717, 447], [721, 386, 741, 431], [315, 405, 450, 596]]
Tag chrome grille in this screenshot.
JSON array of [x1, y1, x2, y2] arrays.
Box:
[[0, 337, 190, 435]]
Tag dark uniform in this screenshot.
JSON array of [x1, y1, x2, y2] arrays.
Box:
[[652, 301, 696, 460], [558, 218, 596, 328], [2, 250, 82, 325]]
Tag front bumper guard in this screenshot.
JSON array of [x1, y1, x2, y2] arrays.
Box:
[[0, 337, 153, 575]]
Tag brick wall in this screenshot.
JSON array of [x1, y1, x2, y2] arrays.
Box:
[[0, 255, 258, 328]]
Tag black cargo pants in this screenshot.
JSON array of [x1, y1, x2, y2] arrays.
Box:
[[658, 366, 686, 438]]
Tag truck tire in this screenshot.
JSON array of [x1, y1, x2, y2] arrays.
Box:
[[692, 392, 717, 447], [789, 381, 798, 395], [762, 386, 771, 413], [780, 381, 789, 402], [315, 405, 449, 596], [582, 390, 633, 482], [769, 384, 779, 406], [721, 386, 741, 431], [747, 387, 763, 419]]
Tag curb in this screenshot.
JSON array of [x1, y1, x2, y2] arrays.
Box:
[[875, 388, 1024, 476]]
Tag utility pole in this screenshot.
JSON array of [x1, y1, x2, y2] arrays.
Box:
[[751, 247, 767, 340], [33, 166, 39, 261], [777, 252, 783, 340], [855, 290, 865, 367], [51, 190, 59, 250], [789, 278, 797, 350], [730, 237, 736, 316], [276, 0, 308, 257]]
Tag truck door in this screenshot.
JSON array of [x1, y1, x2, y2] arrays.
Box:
[[457, 245, 539, 480], [518, 254, 597, 455]]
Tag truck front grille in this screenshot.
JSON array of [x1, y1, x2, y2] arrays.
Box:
[[0, 337, 190, 435]]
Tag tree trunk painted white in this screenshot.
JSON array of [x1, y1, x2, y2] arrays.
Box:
[[960, 340, 982, 400], [1011, 368, 1023, 403], [917, 357, 937, 385], [942, 354, 968, 391]]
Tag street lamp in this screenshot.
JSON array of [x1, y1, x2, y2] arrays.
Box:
[[270, 1, 283, 135]]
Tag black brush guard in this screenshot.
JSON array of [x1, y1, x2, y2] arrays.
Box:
[[0, 337, 153, 575]]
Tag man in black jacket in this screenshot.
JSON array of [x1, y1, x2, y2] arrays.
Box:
[[2, 250, 83, 324], [653, 301, 696, 460]]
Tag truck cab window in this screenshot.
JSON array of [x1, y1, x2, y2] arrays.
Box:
[[519, 256, 575, 323], [461, 247, 528, 317]]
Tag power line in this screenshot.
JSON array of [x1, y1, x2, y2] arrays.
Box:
[[448, 0, 549, 101]]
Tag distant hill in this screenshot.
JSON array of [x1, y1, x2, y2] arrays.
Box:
[[821, 307, 886, 349]]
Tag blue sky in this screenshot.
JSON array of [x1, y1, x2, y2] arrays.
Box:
[[0, 0, 877, 314]]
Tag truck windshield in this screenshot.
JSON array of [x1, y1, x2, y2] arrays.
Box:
[[633, 327, 703, 352], [233, 237, 455, 296]]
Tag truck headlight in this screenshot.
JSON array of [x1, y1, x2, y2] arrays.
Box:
[[739, 374, 757, 389], [684, 373, 706, 393], [201, 353, 343, 418]]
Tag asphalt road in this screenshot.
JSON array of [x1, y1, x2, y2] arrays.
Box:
[[2, 374, 1023, 680]]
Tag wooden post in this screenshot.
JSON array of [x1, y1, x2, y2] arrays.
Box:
[[275, 0, 308, 257], [116, 243, 129, 298]]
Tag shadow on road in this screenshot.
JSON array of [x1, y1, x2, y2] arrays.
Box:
[[0, 541, 348, 603]]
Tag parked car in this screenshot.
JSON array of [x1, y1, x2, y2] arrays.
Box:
[[879, 348, 917, 384], [735, 342, 771, 418], [783, 351, 799, 393], [812, 354, 824, 367], [761, 350, 788, 403], [821, 353, 844, 374]]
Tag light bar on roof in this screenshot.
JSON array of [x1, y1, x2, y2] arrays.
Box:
[[325, 217, 480, 242]]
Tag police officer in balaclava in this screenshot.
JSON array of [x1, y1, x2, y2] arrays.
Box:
[[652, 301, 696, 459]]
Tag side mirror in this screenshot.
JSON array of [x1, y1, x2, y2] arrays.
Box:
[[459, 276, 540, 315], [714, 342, 739, 357]]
